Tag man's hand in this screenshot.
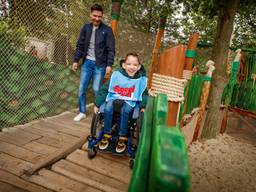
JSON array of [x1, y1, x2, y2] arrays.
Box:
[[94, 106, 99, 114], [105, 66, 112, 75], [72, 62, 78, 72], [140, 108, 145, 113]]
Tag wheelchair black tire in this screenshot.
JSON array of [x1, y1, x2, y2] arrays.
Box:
[[88, 147, 97, 159], [135, 112, 143, 144], [90, 113, 101, 137], [129, 159, 135, 169]]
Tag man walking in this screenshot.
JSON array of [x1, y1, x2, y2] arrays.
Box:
[[72, 4, 115, 121]]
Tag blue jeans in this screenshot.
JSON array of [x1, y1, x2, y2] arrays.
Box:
[[103, 100, 134, 136], [78, 59, 106, 113]]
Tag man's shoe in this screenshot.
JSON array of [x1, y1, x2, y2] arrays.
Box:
[[115, 136, 128, 153], [99, 134, 112, 150], [73, 113, 86, 122]]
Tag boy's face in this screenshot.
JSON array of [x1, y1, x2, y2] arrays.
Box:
[[123, 55, 141, 77], [90, 10, 103, 27]]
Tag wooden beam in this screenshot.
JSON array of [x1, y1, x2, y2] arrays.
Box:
[[229, 107, 256, 120], [24, 135, 88, 176]]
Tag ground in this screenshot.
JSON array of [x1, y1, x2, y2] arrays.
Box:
[[188, 112, 256, 192]]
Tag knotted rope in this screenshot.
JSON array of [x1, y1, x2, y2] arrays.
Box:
[[182, 69, 193, 80], [149, 73, 187, 102]]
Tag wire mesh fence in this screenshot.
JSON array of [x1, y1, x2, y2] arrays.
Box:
[[0, 0, 216, 130], [0, 0, 155, 129]]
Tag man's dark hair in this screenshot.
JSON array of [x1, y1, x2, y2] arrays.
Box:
[[91, 4, 103, 13]]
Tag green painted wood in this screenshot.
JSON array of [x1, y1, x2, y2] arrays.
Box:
[[185, 75, 204, 114], [149, 94, 190, 192], [128, 96, 154, 192]]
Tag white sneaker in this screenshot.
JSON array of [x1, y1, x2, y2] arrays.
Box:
[[73, 113, 86, 122]]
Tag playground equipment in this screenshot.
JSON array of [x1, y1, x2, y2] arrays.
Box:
[[221, 49, 256, 133], [148, 32, 199, 127], [1, 0, 231, 190], [129, 94, 190, 192]]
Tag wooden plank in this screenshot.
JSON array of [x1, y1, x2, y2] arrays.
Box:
[[44, 112, 92, 133], [23, 142, 58, 155], [0, 141, 45, 163], [66, 149, 131, 184], [35, 137, 71, 148], [21, 125, 79, 142], [48, 112, 93, 126], [30, 121, 86, 138], [81, 143, 129, 166], [44, 118, 91, 133], [0, 131, 40, 146], [28, 169, 99, 192], [25, 135, 87, 176], [0, 154, 33, 176], [45, 117, 89, 131], [53, 160, 127, 192], [0, 169, 52, 192], [0, 129, 42, 146], [0, 181, 29, 192]]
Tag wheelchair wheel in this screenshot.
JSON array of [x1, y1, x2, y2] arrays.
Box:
[[136, 112, 144, 131], [90, 113, 103, 137], [129, 159, 135, 169], [88, 147, 97, 159], [134, 112, 144, 144]]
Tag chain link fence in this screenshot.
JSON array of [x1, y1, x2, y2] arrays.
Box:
[[0, 0, 155, 129]]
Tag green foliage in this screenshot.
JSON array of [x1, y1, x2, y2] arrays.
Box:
[[233, 1, 256, 47], [0, 41, 80, 128], [121, 0, 178, 33], [0, 18, 28, 47], [179, 0, 256, 48]]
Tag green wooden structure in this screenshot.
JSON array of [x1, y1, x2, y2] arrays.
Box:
[[185, 74, 204, 114], [129, 94, 190, 192], [222, 53, 256, 113]]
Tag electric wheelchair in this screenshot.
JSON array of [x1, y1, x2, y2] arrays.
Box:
[[87, 100, 143, 168]]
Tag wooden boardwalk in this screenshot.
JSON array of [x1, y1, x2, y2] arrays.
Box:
[[0, 111, 131, 192]]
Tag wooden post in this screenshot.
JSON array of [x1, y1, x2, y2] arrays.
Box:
[[148, 17, 166, 88], [180, 32, 199, 127], [110, 0, 123, 36], [192, 61, 215, 142], [220, 49, 242, 134], [158, 45, 187, 126], [184, 32, 199, 70], [103, 0, 123, 82]]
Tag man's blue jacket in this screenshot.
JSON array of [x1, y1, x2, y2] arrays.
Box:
[[73, 22, 115, 67]]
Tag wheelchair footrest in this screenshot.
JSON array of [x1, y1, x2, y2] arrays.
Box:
[[97, 139, 128, 156]]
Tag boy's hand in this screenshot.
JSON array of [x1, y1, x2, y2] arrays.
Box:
[[94, 106, 99, 114], [140, 108, 145, 113]]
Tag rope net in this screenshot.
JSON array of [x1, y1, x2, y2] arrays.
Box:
[[0, 0, 155, 129]]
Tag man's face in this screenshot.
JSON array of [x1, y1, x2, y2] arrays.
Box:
[[90, 10, 103, 27]]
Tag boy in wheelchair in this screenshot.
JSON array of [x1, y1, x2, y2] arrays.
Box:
[[94, 52, 148, 153]]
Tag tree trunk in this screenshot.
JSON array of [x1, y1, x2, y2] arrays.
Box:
[[201, 0, 240, 139]]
